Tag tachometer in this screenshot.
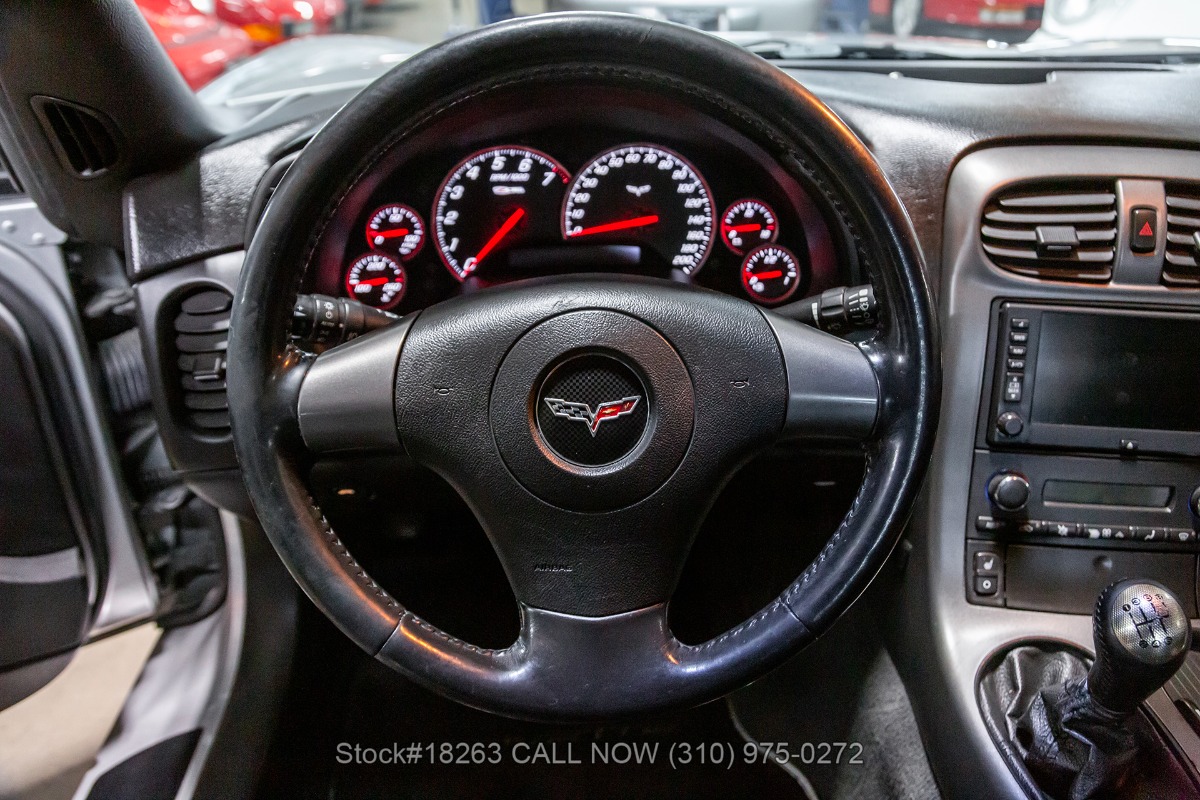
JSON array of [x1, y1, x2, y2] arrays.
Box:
[[433, 146, 570, 280], [345, 252, 406, 309], [563, 144, 713, 274]]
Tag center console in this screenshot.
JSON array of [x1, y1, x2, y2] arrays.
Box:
[[895, 144, 1200, 800], [966, 301, 1200, 613]]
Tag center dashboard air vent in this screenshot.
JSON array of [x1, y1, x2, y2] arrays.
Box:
[[172, 288, 232, 433], [1164, 183, 1200, 286], [980, 182, 1117, 282]]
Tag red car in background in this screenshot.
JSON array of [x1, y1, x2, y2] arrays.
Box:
[[138, 0, 254, 89], [201, 0, 348, 51], [870, 0, 1045, 39]]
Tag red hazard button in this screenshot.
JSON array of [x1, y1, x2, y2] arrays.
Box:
[[1131, 206, 1157, 252]]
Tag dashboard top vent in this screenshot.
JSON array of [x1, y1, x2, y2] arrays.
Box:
[[31, 96, 122, 179], [172, 288, 232, 433], [1164, 183, 1200, 286], [980, 182, 1117, 282]]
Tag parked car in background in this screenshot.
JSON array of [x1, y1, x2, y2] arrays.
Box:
[[194, 0, 348, 50], [1039, 0, 1200, 42], [544, 0, 821, 33], [137, 0, 254, 89], [870, 0, 1044, 38]]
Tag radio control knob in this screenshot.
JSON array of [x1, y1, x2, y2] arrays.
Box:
[[995, 412, 1024, 437], [1190, 486, 1200, 519], [988, 472, 1030, 513]]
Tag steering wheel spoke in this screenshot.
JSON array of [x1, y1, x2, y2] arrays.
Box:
[[762, 311, 881, 443], [294, 315, 415, 453]]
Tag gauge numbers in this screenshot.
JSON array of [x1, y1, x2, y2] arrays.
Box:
[[366, 204, 425, 260], [345, 252, 406, 309], [563, 144, 713, 275], [433, 146, 570, 280], [742, 245, 802, 305], [721, 199, 777, 255]]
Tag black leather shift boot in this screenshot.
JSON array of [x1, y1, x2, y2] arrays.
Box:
[[977, 643, 1196, 800]]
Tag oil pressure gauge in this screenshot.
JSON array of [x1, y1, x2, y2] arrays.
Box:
[[366, 204, 425, 261]]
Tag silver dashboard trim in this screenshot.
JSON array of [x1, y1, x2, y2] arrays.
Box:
[[905, 145, 1200, 799]]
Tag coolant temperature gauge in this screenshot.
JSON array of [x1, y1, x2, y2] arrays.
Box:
[[741, 245, 802, 305], [345, 252, 406, 309]]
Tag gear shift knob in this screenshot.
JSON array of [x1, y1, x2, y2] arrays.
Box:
[[1087, 579, 1191, 714]]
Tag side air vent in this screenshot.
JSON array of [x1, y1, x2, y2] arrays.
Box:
[[980, 182, 1117, 282], [173, 288, 232, 432], [1164, 183, 1200, 286], [31, 96, 122, 178]]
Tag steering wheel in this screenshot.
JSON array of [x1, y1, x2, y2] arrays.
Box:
[[228, 13, 938, 721]]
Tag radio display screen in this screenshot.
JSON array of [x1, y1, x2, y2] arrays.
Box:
[[1031, 311, 1200, 433]]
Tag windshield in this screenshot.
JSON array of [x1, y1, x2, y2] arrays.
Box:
[[147, 0, 1200, 94]]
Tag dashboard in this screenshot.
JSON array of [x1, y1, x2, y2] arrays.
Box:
[[116, 51, 1200, 800], [304, 87, 852, 313]]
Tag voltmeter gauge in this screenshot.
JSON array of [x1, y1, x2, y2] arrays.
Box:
[[720, 199, 777, 255], [345, 252, 406, 309], [741, 245, 802, 305], [366, 204, 425, 260]]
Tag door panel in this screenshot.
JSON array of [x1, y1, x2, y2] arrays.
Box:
[[0, 200, 156, 710]]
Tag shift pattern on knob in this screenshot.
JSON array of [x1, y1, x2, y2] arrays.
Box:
[[1106, 583, 1188, 663], [1087, 579, 1191, 714]]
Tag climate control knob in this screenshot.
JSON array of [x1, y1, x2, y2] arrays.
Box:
[[988, 472, 1030, 513]]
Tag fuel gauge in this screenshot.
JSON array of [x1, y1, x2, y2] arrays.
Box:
[[741, 245, 802, 305]]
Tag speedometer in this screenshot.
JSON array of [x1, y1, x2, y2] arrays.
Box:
[[563, 144, 713, 275], [433, 146, 570, 281]]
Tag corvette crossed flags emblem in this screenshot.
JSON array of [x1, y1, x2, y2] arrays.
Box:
[[543, 396, 641, 436]]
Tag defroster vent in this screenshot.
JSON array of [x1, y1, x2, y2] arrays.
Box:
[[173, 288, 232, 432], [981, 182, 1117, 282]]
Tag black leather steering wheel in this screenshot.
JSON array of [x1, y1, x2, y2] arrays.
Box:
[[228, 13, 939, 721]]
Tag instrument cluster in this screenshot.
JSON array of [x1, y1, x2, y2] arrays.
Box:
[[308, 91, 850, 314]]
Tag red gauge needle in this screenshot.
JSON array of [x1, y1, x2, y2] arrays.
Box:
[[372, 228, 410, 240], [569, 214, 660, 237], [358, 277, 392, 286], [472, 208, 525, 268], [753, 270, 784, 281], [728, 223, 762, 233]]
